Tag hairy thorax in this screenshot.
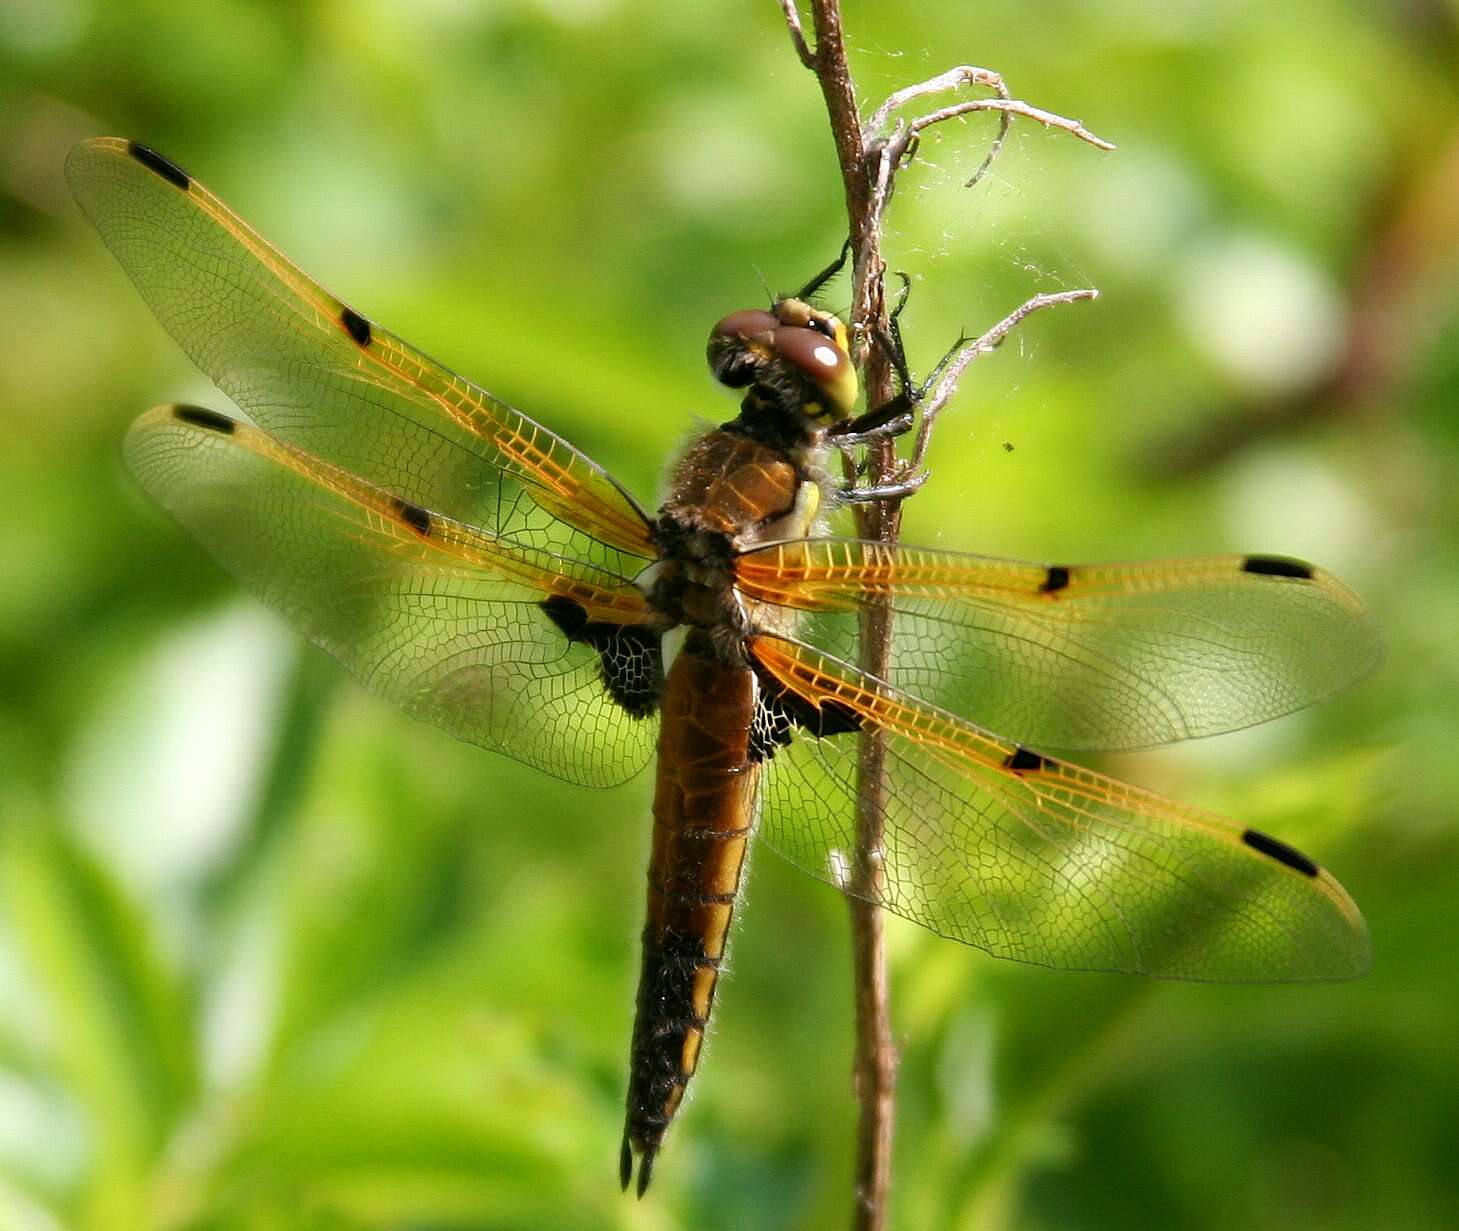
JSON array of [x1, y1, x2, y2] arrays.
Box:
[[648, 428, 827, 654]]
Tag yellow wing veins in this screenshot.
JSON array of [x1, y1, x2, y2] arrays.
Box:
[[144, 404, 652, 628], [83, 137, 655, 561], [750, 635, 1365, 934]]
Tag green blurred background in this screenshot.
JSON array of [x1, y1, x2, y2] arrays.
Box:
[[3, 1, 1457, 1228]]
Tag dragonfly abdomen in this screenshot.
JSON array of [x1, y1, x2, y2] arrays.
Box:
[[621, 632, 761, 1196]]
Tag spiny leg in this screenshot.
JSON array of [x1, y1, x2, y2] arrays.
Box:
[[879, 271, 917, 393], [795, 237, 852, 302], [832, 280, 976, 502], [828, 277, 920, 448], [836, 319, 973, 447]]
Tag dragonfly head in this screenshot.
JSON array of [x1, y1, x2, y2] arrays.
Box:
[[707, 297, 859, 427]]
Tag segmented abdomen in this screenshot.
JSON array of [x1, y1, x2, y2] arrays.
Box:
[[620, 633, 760, 1195]]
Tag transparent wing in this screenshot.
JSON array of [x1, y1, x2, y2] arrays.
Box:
[[67, 137, 657, 575], [750, 636, 1369, 982], [737, 541, 1381, 751], [127, 404, 661, 786]]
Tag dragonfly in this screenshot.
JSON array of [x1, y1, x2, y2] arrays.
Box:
[[68, 137, 1381, 1196]]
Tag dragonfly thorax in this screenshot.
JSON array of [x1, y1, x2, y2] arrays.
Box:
[[650, 420, 824, 653]]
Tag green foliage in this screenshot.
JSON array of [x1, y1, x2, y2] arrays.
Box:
[[2, 1, 1456, 1227]]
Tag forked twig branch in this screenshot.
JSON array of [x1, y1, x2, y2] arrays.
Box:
[[777, 6, 1108, 1229], [866, 64, 1112, 190], [777, 0, 816, 68], [896, 95, 1114, 152], [911, 288, 1101, 469]]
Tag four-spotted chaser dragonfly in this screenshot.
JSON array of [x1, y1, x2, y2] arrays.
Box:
[[68, 137, 1381, 1195]]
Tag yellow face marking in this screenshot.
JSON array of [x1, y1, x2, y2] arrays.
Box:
[[767, 298, 858, 418]]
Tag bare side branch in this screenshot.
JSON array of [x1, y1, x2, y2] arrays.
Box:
[[912, 289, 1101, 467], [869, 66, 1017, 192], [777, 0, 816, 68], [868, 64, 1113, 151], [866, 65, 1012, 137], [896, 96, 1114, 156]]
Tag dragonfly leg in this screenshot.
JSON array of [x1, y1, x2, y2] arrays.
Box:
[[794, 237, 852, 301], [828, 276, 979, 506], [836, 467, 930, 503], [828, 393, 916, 446], [877, 272, 917, 391]]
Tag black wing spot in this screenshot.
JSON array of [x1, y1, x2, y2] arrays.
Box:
[[1242, 555, 1314, 580], [1040, 565, 1071, 594], [392, 498, 432, 537], [1241, 828, 1319, 877], [340, 306, 372, 347], [540, 596, 663, 718], [172, 405, 235, 435], [1004, 746, 1050, 772], [127, 141, 190, 191], [749, 663, 862, 764]]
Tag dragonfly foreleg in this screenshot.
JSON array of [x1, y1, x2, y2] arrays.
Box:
[[794, 237, 853, 302], [826, 395, 916, 447]]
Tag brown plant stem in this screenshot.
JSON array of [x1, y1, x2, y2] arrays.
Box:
[[796, 5, 900, 1228], [778, 5, 1109, 1227]]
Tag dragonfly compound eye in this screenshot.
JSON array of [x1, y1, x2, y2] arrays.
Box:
[[707, 309, 779, 388], [771, 325, 857, 419], [710, 309, 779, 342]]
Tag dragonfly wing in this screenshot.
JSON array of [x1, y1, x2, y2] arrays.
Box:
[[737, 541, 1381, 751], [749, 635, 1369, 982], [128, 405, 662, 787], [67, 137, 657, 574]]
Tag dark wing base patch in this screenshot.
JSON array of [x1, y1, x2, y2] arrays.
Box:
[[749, 660, 862, 764], [540, 596, 663, 718]]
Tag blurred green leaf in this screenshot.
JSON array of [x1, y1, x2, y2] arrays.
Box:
[[2, 809, 196, 1229]]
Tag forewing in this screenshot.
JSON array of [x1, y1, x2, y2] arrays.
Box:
[[127, 405, 661, 786], [67, 137, 656, 572], [738, 541, 1381, 751], [750, 636, 1369, 982]]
